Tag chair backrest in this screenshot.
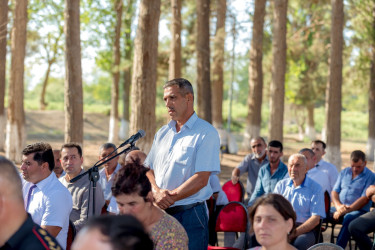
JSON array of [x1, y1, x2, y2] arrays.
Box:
[[215, 201, 248, 233], [324, 191, 331, 218], [222, 180, 244, 203], [66, 220, 76, 250], [206, 196, 216, 217]]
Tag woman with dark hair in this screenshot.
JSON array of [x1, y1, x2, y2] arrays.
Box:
[[111, 161, 188, 249], [249, 194, 297, 250]]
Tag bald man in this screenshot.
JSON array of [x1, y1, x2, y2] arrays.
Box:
[[0, 156, 62, 249]]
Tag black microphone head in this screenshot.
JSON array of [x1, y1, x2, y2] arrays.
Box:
[[138, 129, 146, 138]]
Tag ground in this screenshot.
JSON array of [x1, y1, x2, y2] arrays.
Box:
[[20, 110, 374, 249]]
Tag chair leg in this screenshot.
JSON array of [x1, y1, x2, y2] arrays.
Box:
[[330, 224, 336, 243]]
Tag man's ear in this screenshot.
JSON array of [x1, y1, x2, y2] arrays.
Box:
[[41, 162, 49, 171]]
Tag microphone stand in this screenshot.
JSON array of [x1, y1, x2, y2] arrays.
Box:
[[70, 143, 136, 218]]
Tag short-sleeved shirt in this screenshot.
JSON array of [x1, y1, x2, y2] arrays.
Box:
[[333, 166, 375, 212], [98, 163, 121, 201], [210, 175, 228, 206], [107, 196, 119, 214], [274, 177, 325, 223], [249, 161, 288, 206], [22, 173, 72, 249], [307, 167, 331, 195], [151, 212, 189, 249], [236, 154, 269, 197], [145, 113, 221, 206], [315, 159, 339, 193], [1, 214, 62, 250]]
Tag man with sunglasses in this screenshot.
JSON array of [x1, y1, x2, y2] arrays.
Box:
[[231, 136, 269, 199]]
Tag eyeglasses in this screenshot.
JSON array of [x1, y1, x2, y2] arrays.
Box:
[[251, 143, 262, 149]]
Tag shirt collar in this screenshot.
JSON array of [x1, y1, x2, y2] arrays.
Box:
[[35, 172, 55, 191], [168, 112, 198, 132], [287, 175, 307, 188]]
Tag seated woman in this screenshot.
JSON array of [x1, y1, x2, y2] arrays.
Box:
[[111, 160, 188, 249], [249, 193, 297, 250]]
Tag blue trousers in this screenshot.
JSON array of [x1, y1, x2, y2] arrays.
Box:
[[172, 203, 208, 250], [335, 210, 365, 248]]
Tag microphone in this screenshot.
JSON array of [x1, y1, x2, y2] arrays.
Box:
[[120, 130, 146, 147]]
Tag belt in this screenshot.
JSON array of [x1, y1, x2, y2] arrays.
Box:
[[165, 202, 204, 215]]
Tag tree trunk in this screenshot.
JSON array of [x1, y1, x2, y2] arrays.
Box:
[[269, 0, 287, 142], [108, 0, 123, 144], [168, 0, 181, 79], [120, 0, 135, 140], [211, 0, 226, 129], [64, 0, 83, 144], [0, 0, 9, 151], [243, 0, 266, 150], [367, 6, 375, 162], [196, 0, 211, 123], [324, 0, 343, 171], [40, 62, 52, 110], [6, 0, 27, 162], [130, 0, 160, 153], [305, 103, 316, 140]]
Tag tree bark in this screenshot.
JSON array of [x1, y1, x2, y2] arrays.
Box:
[[324, 0, 343, 171], [196, 0, 211, 123], [6, 0, 27, 162], [305, 103, 316, 140], [64, 0, 83, 144], [269, 0, 287, 142], [0, 0, 9, 151], [211, 0, 226, 129], [108, 0, 123, 144], [243, 0, 266, 150], [120, 0, 135, 140], [367, 6, 375, 162], [168, 0, 181, 80], [130, 0, 160, 153]]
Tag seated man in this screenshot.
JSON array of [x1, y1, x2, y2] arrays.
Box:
[[20, 142, 72, 249], [311, 140, 339, 193], [349, 184, 375, 250], [331, 150, 375, 248], [274, 153, 325, 250], [59, 143, 105, 232], [248, 140, 288, 206], [0, 156, 62, 250], [231, 136, 269, 199], [98, 143, 121, 206], [299, 148, 330, 195]]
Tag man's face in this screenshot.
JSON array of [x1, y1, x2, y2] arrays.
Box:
[[21, 153, 44, 184], [61, 147, 83, 178], [251, 139, 266, 159], [301, 151, 316, 170], [267, 146, 282, 164], [351, 159, 366, 177], [163, 85, 191, 122], [53, 151, 64, 176], [288, 156, 307, 184], [311, 142, 325, 162], [99, 148, 119, 172]]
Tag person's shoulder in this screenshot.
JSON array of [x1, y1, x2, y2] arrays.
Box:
[[18, 222, 62, 250], [305, 176, 323, 192]]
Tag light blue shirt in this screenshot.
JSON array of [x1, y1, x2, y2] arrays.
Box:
[[145, 112, 221, 206], [274, 176, 325, 223], [316, 159, 339, 193], [249, 160, 288, 206], [333, 166, 375, 212], [99, 163, 122, 201]]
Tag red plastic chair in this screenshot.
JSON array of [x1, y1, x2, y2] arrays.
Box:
[[208, 201, 248, 250], [222, 180, 245, 203], [66, 220, 76, 250]]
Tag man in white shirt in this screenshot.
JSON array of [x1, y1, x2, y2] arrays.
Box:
[[21, 142, 72, 249], [311, 140, 339, 192], [98, 143, 121, 207]]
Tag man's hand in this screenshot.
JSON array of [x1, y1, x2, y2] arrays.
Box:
[[333, 205, 349, 220], [152, 189, 177, 209], [231, 175, 239, 185]]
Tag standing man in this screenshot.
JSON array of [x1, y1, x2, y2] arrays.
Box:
[[53, 149, 65, 178], [274, 154, 325, 250], [248, 140, 287, 206], [231, 136, 268, 199], [331, 150, 375, 248], [311, 140, 339, 193], [145, 78, 220, 250], [20, 142, 72, 249], [98, 143, 121, 206], [60, 143, 105, 232], [0, 156, 62, 250]]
